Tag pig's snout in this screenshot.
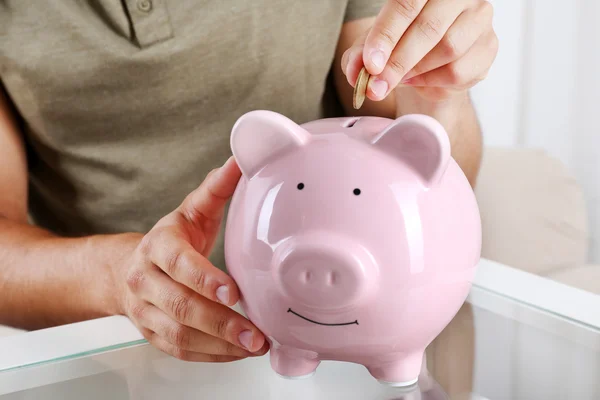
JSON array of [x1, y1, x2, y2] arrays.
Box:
[[274, 234, 377, 311]]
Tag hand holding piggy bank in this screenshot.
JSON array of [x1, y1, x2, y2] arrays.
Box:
[[224, 111, 481, 386]]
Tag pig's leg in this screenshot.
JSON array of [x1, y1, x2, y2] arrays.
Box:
[[270, 348, 320, 379], [366, 350, 424, 387]]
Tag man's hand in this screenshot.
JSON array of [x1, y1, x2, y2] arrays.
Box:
[[341, 0, 498, 102], [115, 156, 267, 362]]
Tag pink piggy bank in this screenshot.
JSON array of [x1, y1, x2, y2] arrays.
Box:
[[224, 110, 481, 386]]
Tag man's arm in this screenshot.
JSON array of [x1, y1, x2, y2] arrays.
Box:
[[0, 89, 136, 330], [333, 18, 484, 186], [0, 90, 266, 361]]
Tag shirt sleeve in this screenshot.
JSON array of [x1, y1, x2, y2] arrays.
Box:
[[344, 0, 387, 23]]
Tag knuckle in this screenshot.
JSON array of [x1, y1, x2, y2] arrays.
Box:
[[138, 234, 153, 257], [447, 63, 465, 84], [392, 0, 421, 20], [440, 34, 460, 59], [416, 15, 444, 41], [479, 1, 494, 20], [477, 67, 491, 83], [211, 316, 230, 339], [166, 291, 194, 322], [205, 167, 219, 181], [490, 32, 500, 52], [376, 26, 400, 47], [388, 56, 409, 77], [171, 347, 190, 361], [130, 303, 146, 320], [140, 226, 169, 257], [169, 323, 191, 349], [152, 226, 173, 243], [163, 248, 185, 276], [190, 267, 208, 293], [126, 270, 145, 292], [224, 340, 241, 356]]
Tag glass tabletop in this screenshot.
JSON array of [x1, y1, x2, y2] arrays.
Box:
[[1, 259, 599, 399]]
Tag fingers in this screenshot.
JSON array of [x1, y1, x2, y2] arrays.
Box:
[[132, 268, 266, 353], [179, 155, 241, 225], [341, 30, 369, 87], [363, 0, 428, 75], [343, 0, 495, 102], [139, 225, 239, 306], [343, 45, 365, 87], [123, 155, 266, 363], [134, 303, 264, 358], [402, 30, 499, 89], [369, 0, 467, 100], [401, 1, 494, 81]]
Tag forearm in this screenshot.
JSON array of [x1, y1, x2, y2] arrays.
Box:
[[0, 89, 140, 330], [0, 218, 141, 330], [394, 88, 482, 187]]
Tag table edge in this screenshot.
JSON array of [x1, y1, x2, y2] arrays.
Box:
[[1, 258, 598, 373], [472, 258, 600, 329]]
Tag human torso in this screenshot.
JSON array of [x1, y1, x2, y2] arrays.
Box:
[[0, 0, 380, 269]]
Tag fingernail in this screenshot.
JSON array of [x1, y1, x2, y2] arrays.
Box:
[[254, 341, 269, 355], [341, 51, 349, 75], [369, 78, 389, 99], [369, 49, 385, 69], [239, 330, 253, 350], [216, 285, 230, 305], [222, 155, 235, 171]]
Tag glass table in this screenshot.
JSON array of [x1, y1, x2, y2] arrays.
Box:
[[1, 259, 599, 400]]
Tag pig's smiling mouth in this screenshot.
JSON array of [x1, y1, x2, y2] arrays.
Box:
[[287, 308, 359, 326]]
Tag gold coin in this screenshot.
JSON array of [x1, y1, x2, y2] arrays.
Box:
[[353, 67, 370, 110]]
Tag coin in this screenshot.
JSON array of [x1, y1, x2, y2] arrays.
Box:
[[353, 67, 370, 110]]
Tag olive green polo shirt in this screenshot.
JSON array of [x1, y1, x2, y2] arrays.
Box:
[[0, 1, 384, 270]]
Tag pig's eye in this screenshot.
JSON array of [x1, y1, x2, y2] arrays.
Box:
[[297, 183, 305, 190], [353, 188, 361, 196]]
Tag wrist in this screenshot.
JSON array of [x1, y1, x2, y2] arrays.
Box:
[[395, 86, 470, 115], [394, 87, 473, 143], [83, 232, 143, 316]]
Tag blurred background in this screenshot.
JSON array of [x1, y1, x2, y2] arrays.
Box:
[[470, 0, 600, 294]]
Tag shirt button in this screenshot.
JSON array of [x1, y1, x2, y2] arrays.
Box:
[[137, 0, 153, 12]]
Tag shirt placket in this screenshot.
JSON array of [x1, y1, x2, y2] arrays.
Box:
[[123, 0, 174, 48]]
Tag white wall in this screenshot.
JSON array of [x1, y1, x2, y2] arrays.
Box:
[[470, 0, 527, 147], [574, 1, 600, 263], [472, 0, 600, 262]]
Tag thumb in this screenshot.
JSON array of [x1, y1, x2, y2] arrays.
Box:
[[179, 156, 242, 224]]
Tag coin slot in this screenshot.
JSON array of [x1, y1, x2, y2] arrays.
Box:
[[343, 118, 360, 128]]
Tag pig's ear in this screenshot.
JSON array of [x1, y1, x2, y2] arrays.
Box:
[[371, 114, 451, 187], [231, 110, 311, 178]]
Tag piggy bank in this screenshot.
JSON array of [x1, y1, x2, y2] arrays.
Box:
[[224, 110, 481, 387]]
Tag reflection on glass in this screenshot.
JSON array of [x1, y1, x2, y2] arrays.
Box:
[[426, 303, 475, 399]]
